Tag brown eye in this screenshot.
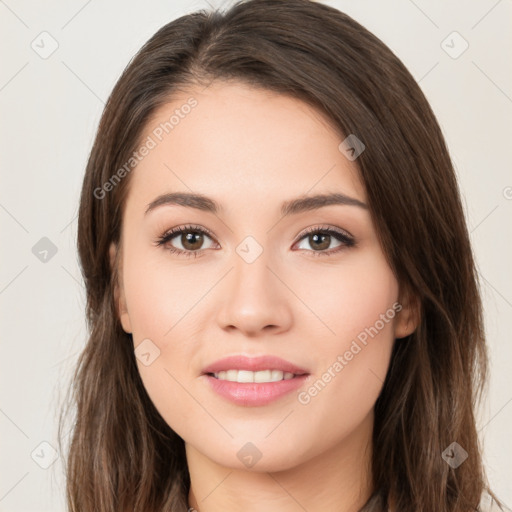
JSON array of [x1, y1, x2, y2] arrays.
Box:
[[180, 231, 205, 251], [156, 225, 217, 257], [306, 232, 332, 251], [294, 226, 355, 256]]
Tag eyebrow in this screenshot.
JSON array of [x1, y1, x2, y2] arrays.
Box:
[[145, 191, 368, 217]]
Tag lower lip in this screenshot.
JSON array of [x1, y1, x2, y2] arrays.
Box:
[[203, 374, 309, 407]]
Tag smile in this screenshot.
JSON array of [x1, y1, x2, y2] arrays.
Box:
[[210, 369, 297, 383]]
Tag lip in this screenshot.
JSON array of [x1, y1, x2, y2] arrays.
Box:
[[203, 374, 310, 407], [201, 355, 310, 407], [201, 355, 309, 375]]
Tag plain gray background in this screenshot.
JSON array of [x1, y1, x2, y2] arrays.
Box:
[[1, 0, 511, 510]]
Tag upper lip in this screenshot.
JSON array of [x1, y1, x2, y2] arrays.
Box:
[[202, 355, 310, 375]]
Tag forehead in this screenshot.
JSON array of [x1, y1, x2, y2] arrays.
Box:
[[125, 80, 366, 214]]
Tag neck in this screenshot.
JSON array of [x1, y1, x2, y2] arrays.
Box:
[[186, 411, 374, 512]]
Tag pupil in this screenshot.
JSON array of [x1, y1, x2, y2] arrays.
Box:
[[311, 233, 329, 250], [183, 232, 203, 250]]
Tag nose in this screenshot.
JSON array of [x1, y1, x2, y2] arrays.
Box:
[[215, 246, 293, 337]]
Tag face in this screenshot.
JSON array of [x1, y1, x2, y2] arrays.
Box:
[[111, 80, 416, 472]]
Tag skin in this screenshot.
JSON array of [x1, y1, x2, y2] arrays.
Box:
[[111, 80, 418, 512]]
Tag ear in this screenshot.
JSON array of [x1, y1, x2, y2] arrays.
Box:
[[393, 286, 420, 340], [109, 242, 132, 334]]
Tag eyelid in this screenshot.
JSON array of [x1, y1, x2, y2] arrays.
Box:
[[156, 224, 215, 243], [294, 224, 354, 242]]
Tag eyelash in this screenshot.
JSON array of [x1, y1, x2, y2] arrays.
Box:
[[155, 224, 356, 259]]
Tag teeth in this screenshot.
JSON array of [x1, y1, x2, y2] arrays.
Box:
[[213, 370, 296, 383]]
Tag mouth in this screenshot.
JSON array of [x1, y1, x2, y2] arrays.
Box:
[[201, 354, 310, 377], [201, 355, 310, 406], [207, 369, 308, 383], [203, 372, 309, 407]]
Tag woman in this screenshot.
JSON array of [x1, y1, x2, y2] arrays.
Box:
[[58, 0, 506, 510]]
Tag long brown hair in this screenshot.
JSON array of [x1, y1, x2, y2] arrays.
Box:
[[58, 0, 497, 510]]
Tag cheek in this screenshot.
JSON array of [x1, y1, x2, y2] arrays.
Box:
[[297, 249, 399, 346], [121, 242, 202, 342], [121, 250, 202, 433], [121, 245, 207, 420], [295, 253, 399, 426]]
